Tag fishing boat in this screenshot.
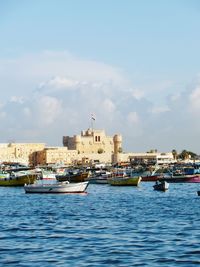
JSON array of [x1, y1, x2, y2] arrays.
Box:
[[108, 175, 141, 186], [141, 173, 164, 182], [0, 171, 37, 186], [56, 169, 89, 183], [153, 180, 169, 191], [88, 170, 112, 184], [161, 174, 200, 183], [24, 181, 89, 194]]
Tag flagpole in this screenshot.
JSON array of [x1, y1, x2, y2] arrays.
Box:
[[91, 117, 93, 130], [91, 114, 95, 131]]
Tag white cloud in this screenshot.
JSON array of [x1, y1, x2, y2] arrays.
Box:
[[35, 96, 63, 125], [102, 98, 116, 113], [10, 96, 25, 104], [1, 50, 200, 153], [131, 88, 145, 100], [39, 76, 80, 90], [150, 105, 170, 114], [189, 86, 200, 114], [127, 112, 139, 124]]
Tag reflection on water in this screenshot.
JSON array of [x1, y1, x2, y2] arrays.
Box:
[[0, 183, 200, 266]]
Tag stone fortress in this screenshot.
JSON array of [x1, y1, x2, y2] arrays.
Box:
[[0, 128, 174, 166]]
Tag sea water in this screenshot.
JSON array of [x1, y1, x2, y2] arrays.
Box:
[[0, 183, 200, 266]]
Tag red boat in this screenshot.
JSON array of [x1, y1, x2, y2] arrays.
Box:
[[141, 174, 164, 182], [161, 174, 200, 183]]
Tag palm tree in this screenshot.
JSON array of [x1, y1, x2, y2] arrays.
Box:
[[172, 149, 178, 160], [179, 150, 189, 160]]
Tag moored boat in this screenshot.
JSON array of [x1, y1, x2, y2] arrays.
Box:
[[161, 174, 200, 183], [141, 174, 164, 182], [0, 171, 37, 186], [153, 180, 169, 191], [108, 175, 141, 186], [56, 169, 89, 183], [88, 170, 112, 184], [24, 181, 89, 194]]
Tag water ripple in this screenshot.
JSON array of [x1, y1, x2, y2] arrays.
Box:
[[0, 183, 200, 266]]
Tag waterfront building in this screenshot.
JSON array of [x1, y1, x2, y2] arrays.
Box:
[[33, 147, 78, 166], [0, 128, 175, 167], [0, 143, 45, 166], [128, 152, 175, 165]]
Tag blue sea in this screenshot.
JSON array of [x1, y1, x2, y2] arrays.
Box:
[[0, 182, 200, 267]]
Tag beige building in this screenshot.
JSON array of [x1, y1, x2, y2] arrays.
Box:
[[0, 129, 175, 167], [0, 143, 45, 166], [63, 128, 122, 164], [33, 147, 78, 166]]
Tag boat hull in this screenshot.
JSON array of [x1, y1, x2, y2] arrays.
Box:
[[0, 174, 37, 186], [141, 174, 163, 182], [161, 175, 200, 183], [108, 176, 141, 186], [88, 178, 108, 184], [24, 181, 89, 193], [56, 172, 89, 183]]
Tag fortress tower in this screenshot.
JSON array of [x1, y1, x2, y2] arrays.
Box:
[[113, 134, 122, 163]]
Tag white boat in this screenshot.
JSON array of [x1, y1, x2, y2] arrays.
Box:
[[24, 181, 89, 194]]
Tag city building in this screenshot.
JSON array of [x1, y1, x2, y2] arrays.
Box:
[[0, 128, 175, 166], [33, 147, 78, 166], [0, 143, 45, 166]]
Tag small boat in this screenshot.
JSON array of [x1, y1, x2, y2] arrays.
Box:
[[56, 169, 89, 183], [141, 173, 164, 182], [153, 180, 169, 191], [161, 174, 200, 183], [24, 181, 89, 194], [108, 175, 141, 186], [88, 170, 112, 184]]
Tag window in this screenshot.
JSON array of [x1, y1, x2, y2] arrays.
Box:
[[98, 136, 100, 142]]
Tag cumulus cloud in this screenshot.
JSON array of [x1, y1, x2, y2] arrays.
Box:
[[0, 50, 200, 153], [34, 96, 63, 126], [150, 105, 170, 114], [10, 96, 25, 104], [39, 76, 80, 91], [102, 98, 116, 113], [127, 111, 139, 124], [189, 86, 200, 114], [131, 88, 145, 100]]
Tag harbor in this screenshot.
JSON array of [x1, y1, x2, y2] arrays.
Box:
[[1, 1, 200, 265]]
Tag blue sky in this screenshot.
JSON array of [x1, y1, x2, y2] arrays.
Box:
[[1, 0, 200, 153]]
